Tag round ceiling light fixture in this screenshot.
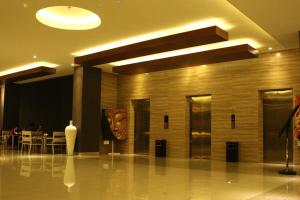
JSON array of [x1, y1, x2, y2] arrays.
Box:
[[36, 6, 101, 30]]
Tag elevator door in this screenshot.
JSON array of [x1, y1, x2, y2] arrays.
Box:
[[189, 96, 212, 159], [263, 90, 293, 163], [133, 99, 150, 154]]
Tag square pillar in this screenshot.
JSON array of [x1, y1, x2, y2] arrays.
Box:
[[72, 66, 102, 152]]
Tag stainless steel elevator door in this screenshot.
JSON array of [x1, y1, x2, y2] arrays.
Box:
[[189, 96, 212, 159], [133, 99, 150, 154], [263, 90, 293, 163]]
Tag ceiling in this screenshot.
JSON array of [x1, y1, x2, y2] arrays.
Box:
[[0, 0, 299, 82], [228, 0, 300, 49]]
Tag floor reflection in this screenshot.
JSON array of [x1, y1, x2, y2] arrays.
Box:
[[248, 180, 300, 200], [0, 151, 299, 200]]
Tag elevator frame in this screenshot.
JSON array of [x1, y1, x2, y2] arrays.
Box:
[[260, 88, 294, 164], [132, 99, 150, 155], [187, 95, 212, 159]]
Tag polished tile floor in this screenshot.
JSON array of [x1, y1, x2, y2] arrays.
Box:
[[0, 150, 299, 200]]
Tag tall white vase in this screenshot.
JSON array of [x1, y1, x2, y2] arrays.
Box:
[[65, 120, 77, 156]]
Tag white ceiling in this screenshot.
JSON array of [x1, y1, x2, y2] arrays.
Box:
[[0, 0, 298, 81], [228, 0, 300, 49]]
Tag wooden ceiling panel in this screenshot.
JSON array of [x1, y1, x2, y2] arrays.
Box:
[[112, 44, 258, 74], [74, 26, 228, 66], [0, 67, 56, 83]]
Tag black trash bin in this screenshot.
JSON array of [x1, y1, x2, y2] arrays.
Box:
[[155, 139, 166, 157], [226, 141, 239, 162]]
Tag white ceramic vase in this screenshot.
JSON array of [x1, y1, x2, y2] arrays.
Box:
[[65, 120, 77, 156]]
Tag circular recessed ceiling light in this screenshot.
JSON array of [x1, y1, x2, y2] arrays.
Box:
[[36, 6, 101, 30]]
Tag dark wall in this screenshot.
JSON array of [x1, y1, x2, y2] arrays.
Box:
[[3, 83, 20, 130], [3, 76, 73, 133]]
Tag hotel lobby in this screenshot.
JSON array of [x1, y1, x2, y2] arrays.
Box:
[[1, 0, 300, 199]]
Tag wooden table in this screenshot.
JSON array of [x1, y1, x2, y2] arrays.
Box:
[[11, 134, 20, 150]]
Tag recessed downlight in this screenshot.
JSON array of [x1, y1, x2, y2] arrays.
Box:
[[36, 6, 101, 30]]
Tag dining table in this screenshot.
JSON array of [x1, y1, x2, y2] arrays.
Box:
[[11, 134, 20, 150]]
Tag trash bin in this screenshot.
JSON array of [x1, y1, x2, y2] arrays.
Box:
[[226, 141, 238, 162], [155, 139, 166, 157]]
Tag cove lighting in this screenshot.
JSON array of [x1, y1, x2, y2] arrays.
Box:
[[36, 6, 101, 30], [0, 62, 59, 77], [109, 38, 260, 66], [72, 18, 233, 56]]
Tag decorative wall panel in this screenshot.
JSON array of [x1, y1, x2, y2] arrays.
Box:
[[117, 49, 300, 163]]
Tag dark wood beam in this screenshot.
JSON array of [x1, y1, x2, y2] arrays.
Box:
[[0, 67, 56, 83], [112, 44, 258, 74], [74, 26, 228, 66]]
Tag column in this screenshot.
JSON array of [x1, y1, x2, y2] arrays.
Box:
[[72, 66, 102, 152]]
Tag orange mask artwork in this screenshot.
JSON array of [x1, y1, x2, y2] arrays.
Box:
[[294, 97, 300, 139], [107, 109, 127, 140]]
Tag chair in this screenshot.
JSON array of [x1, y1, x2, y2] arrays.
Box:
[[21, 131, 42, 153], [47, 132, 66, 154], [0, 131, 10, 149], [0, 133, 5, 150], [31, 131, 43, 152]]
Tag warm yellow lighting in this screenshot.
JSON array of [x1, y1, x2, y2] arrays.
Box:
[[36, 6, 101, 30], [192, 96, 212, 102], [268, 47, 273, 51], [276, 52, 281, 57], [264, 90, 291, 95], [72, 18, 233, 56], [109, 38, 260, 66], [0, 62, 59, 77]]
